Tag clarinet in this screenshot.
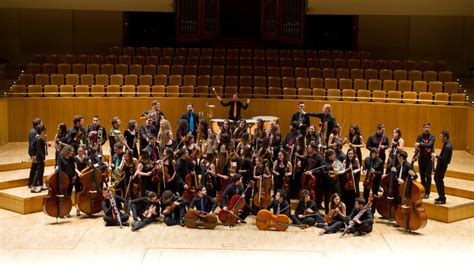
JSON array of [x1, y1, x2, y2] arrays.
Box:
[[107, 188, 123, 228]]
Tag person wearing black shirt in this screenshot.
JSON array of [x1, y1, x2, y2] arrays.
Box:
[[283, 122, 300, 154], [291, 102, 311, 136], [266, 189, 291, 216], [180, 104, 199, 137], [110, 142, 124, 174], [175, 148, 195, 196], [30, 125, 47, 193], [130, 191, 160, 231], [345, 197, 374, 236], [56, 145, 76, 217], [190, 185, 217, 213], [362, 148, 384, 214], [86, 115, 107, 159], [301, 142, 324, 202], [216, 93, 250, 122], [366, 123, 390, 164], [294, 189, 326, 227], [415, 122, 436, 199], [320, 193, 346, 235], [322, 149, 342, 214], [433, 131, 452, 204], [144, 134, 160, 162], [124, 120, 138, 159], [140, 100, 166, 128], [109, 117, 122, 158], [304, 104, 336, 147], [67, 115, 86, 153], [102, 190, 129, 226], [221, 174, 251, 222], [28, 118, 42, 189], [139, 117, 158, 155], [161, 190, 188, 226]]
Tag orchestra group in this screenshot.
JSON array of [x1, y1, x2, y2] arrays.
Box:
[[28, 93, 453, 235]]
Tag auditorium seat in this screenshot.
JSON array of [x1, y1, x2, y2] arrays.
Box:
[[342, 89, 356, 101], [322, 68, 335, 79], [63, 54, 76, 64], [439, 71, 453, 82], [195, 86, 209, 97], [199, 64, 211, 76], [306, 58, 319, 68], [254, 57, 266, 67], [388, 91, 402, 103], [332, 50, 344, 59], [166, 85, 180, 97], [408, 70, 422, 81], [224, 86, 238, 98], [297, 88, 312, 99], [418, 60, 432, 71], [336, 68, 349, 79], [86, 64, 100, 75], [359, 51, 371, 59], [267, 67, 280, 77], [162, 47, 174, 57], [106, 85, 120, 97], [357, 90, 371, 102], [268, 87, 282, 99], [72, 64, 86, 75], [154, 75, 167, 86], [241, 49, 253, 57], [198, 75, 210, 87], [434, 92, 449, 105], [347, 59, 360, 69], [253, 76, 266, 87], [254, 66, 266, 76], [50, 74, 64, 86], [324, 78, 337, 89], [115, 64, 129, 76], [312, 88, 326, 100], [125, 75, 138, 86], [423, 71, 437, 82], [228, 48, 240, 57], [81, 74, 94, 86], [77, 54, 91, 64], [282, 88, 297, 99], [365, 69, 378, 80], [310, 78, 323, 89], [101, 64, 114, 75], [213, 66, 225, 76], [305, 50, 317, 58], [66, 74, 79, 86], [368, 79, 382, 91], [375, 60, 388, 70], [345, 51, 358, 59], [157, 65, 170, 75], [19, 74, 34, 85], [122, 85, 136, 97], [133, 56, 145, 65], [160, 56, 173, 66], [43, 85, 58, 97], [353, 79, 367, 90], [239, 76, 252, 87], [175, 48, 187, 57], [398, 80, 412, 92], [168, 75, 182, 86], [418, 92, 433, 104], [181, 86, 195, 97], [122, 47, 135, 57], [372, 90, 386, 102], [319, 50, 330, 59], [403, 60, 417, 71], [334, 59, 346, 69], [137, 85, 151, 97], [320, 59, 333, 69], [394, 70, 407, 81], [295, 67, 307, 78], [136, 47, 149, 56], [91, 55, 104, 65], [139, 75, 153, 86], [105, 55, 118, 65], [350, 68, 364, 80], [292, 50, 304, 58], [327, 88, 341, 101], [282, 77, 295, 88], [183, 75, 197, 86], [11, 85, 26, 97], [308, 68, 321, 78], [58, 63, 71, 75], [296, 77, 309, 88], [151, 85, 165, 97], [339, 79, 353, 90], [403, 91, 417, 104], [238, 66, 251, 76], [281, 67, 293, 77], [201, 48, 213, 57], [413, 81, 427, 93], [173, 56, 185, 66], [379, 69, 393, 81], [293, 58, 306, 68], [211, 75, 225, 90], [184, 65, 197, 76], [35, 74, 49, 86], [240, 87, 254, 98], [59, 85, 74, 96], [148, 47, 161, 57], [75, 85, 90, 97], [146, 56, 159, 65], [280, 58, 292, 67], [428, 81, 443, 93], [444, 82, 459, 94], [267, 50, 278, 58], [119, 55, 132, 65], [187, 56, 199, 66], [268, 77, 281, 87], [433, 61, 446, 72], [383, 80, 397, 91], [212, 57, 224, 66], [389, 60, 402, 70], [130, 64, 143, 75], [110, 74, 124, 86], [41, 63, 55, 75], [226, 66, 238, 76], [450, 93, 465, 106], [361, 59, 374, 70], [95, 74, 109, 86]]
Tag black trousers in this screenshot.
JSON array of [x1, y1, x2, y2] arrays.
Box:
[[419, 158, 433, 195], [273, 176, 283, 197], [323, 220, 345, 234], [67, 176, 81, 196], [141, 176, 156, 196], [351, 222, 373, 234], [434, 163, 448, 199], [164, 204, 187, 226], [293, 212, 326, 226], [32, 161, 45, 187], [28, 161, 38, 187], [342, 187, 356, 214], [363, 176, 381, 214], [132, 216, 156, 230], [103, 213, 129, 226]]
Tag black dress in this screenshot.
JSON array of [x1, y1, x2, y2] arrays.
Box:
[[124, 129, 139, 159]]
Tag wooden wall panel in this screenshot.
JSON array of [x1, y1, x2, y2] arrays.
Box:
[[467, 107, 474, 154], [0, 99, 8, 145], [6, 98, 469, 150]]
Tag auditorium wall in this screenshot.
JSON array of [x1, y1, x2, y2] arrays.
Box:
[[467, 107, 474, 155], [6, 98, 469, 151], [0, 99, 8, 146]]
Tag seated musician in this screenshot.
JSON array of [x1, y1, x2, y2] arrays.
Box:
[[345, 197, 374, 236], [129, 191, 160, 231], [160, 190, 188, 226], [102, 189, 129, 227], [294, 189, 326, 227], [362, 148, 384, 214], [221, 174, 251, 223], [266, 189, 291, 217], [190, 185, 217, 214], [320, 193, 346, 235]]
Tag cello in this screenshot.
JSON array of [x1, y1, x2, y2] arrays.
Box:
[[255, 209, 291, 231], [183, 209, 219, 229], [152, 160, 170, 196], [181, 172, 198, 202], [394, 151, 427, 231], [42, 159, 72, 219], [76, 164, 104, 215], [252, 169, 272, 209], [299, 164, 326, 200], [218, 181, 254, 226]]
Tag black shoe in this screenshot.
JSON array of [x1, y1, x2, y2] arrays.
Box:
[[122, 222, 129, 226], [76, 210, 81, 216], [424, 194, 430, 199], [434, 199, 446, 205], [131, 226, 139, 232], [354, 231, 362, 236], [28, 185, 32, 189], [239, 220, 247, 224], [179, 220, 185, 227]]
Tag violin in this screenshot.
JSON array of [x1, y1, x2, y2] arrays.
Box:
[[143, 204, 158, 218], [394, 151, 427, 231], [162, 197, 183, 215], [184, 209, 219, 229], [42, 168, 72, 219], [324, 203, 343, 224], [218, 181, 254, 226], [76, 165, 104, 215]]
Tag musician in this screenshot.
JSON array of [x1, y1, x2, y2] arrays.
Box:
[[199, 152, 217, 197], [139, 116, 158, 155], [108, 117, 122, 157], [272, 151, 292, 196], [305, 125, 318, 147], [180, 103, 199, 137], [73, 147, 89, 214], [144, 134, 160, 162], [134, 149, 155, 196], [432, 131, 452, 205], [291, 135, 306, 200], [117, 149, 139, 199], [158, 129, 176, 154], [57, 145, 76, 218], [216, 93, 250, 121], [322, 149, 342, 214], [190, 185, 217, 213], [221, 174, 251, 223], [253, 119, 266, 147], [271, 131, 282, 162], [175, 148, 196, 196], [53, 123, 68, 168], [283, 121, 300, 153], [328, 124, 345, 162], [102, 190, 129, 226], [346, 124, 365, 162], [257, 136, 273, 168], [304, 104, 336, 147], [161, 148, 177, 194], [124, 120, 139, 159], [415, 122, 435, 199], [185, 134, 200, 161], [219, 119, 233, 141], [342, 149, 361, 212], [110, 142, 124, 174], [235, 132, 251, 157], [301, 142, 323, 200], [266, 190, 291, 217], [233, 120, 248, 142], [129, 191, 160, 231], [141, 100, 166, 128], [239, 146, 253, 205], [67, 115, 86, 153], [291, 102, 311, 136], [161, 190, 188, 226], [345, 197, 374, 236], [86, 115, 107, 158], [320, 193, 347, 235], [176, 119, 190, 148], [392, 151, 416, 185], [30, 125, 48, 193], [366, 123, 389, 165], [28, 118, 42, 188], [253, 156, 271, 212], [294, 189, 326, 227], [387, 128, 404, 173], [362, 148, 384, 214]]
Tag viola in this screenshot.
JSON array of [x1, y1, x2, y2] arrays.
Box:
[[76, 165, 104, 215], [218, 181, 254, 226], [394, 151, 427, 231], [255, 209, 291, 231], [324, 203, 343, 224], [42, 170, 72, 219], [252, 174, 272, 209], [184, 209, 219, 229]]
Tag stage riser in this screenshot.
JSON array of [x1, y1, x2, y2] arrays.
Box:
[[0, 191, 46, 214]]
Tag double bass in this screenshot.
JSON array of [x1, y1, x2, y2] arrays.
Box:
[[184, 209, 219, 229], [377, 148, 400, 220], [42, 161, 72, 219], [218, 181, 254, 226], [75, 164, 104, 215], [394, 151, 427, 231]]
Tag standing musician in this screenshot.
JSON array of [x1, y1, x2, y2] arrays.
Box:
[[67, 115, 86, 153], [28, 118, 42, 189], [158, 129, 176, 154], [161, 190, 188, 226], [393, 151, 416, 185], [30, 125, 48, 193], [176, 119, 190, 149], [117, 149, 139, 199], [272, 151, 292, 196], [271, 132, 283, 162], [139, 116, 158, 155], [110, 142, 124, 179], [345, 124, 365, 162], [301, 142, 324, 200], [109, 117, 122, 157], [58, 145, 76, 218], [291, 135, 306, 200], [129, 191, 160, 231], [141, 100, 166, 128], [180, 103, 199, 137], [387, 128, 404, 173], [291, 102, 311, 136], [239, 146, 254, 205], [253, 156, 272, 212], [144, 134, 160, 162], [86, 115, 107, 159], [219, 119, 233, 141], [283, 122, 300, 154], [253, 119, 267, 149], [328, 124, 345, 162], [216, 93, 250, 122], [235, 132, 251, 157], [345, 197, 374, 236], [199, 152, 217, 197], [304, 104, 336, 147], [221, 174, 251, 223], [305, 125, 318, 147], [72, 146, 88, 216], [257, 136, 273, 168], [233, 120, 248, 142], [175, 148, 196, 196], [134, 150, 155, 196], [124, 120, 139, 159], [415, 122, 435, 199], [366, 123, 390, 165], [102, 190, 129, 226], [266, 190, 291, 217], [190, 185, 217, 214], [158, 148, 177, 194], [53, 123, 68, 167], [362, 148, 384, 214], [342, 148, 361, 211], [294, 189, 327, 227], [432, 131, 452, 205], [320, 193, 346, 235]]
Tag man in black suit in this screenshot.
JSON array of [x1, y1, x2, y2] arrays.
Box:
[[291, 102, 310, 136], [180, 103, 199, 137], [216, 93, 250, 122], [432, 131, 452, 205], [139, 116, 158, 154]]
